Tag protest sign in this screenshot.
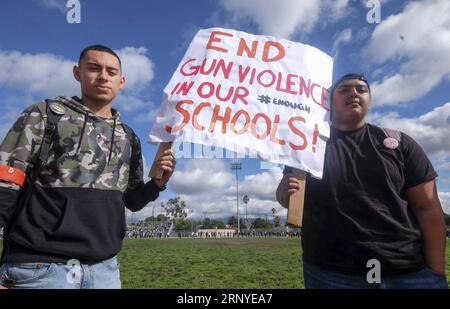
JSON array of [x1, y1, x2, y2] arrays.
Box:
[[149, 27, 333, 178]]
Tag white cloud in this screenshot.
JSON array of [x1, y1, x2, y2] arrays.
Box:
[[332, 28, 352, 55], [354, 26, 371, 43], [368, 103, 450, 199], [0, 95, 39, 140], [438, 191, 450, 214], [325, 0, 350, 22], [239, 167, 283, 201], [368, 102, 450, 158], [114, 94, 148, 112], [0, 47, 155, 113], [126, 201, 163, 223], [436, 161, 450, 171], [171, 159, 284, 201], [178, 194, 286, 222], [438, 176, 450, 191], [163, 158, 285, 221], [363, 0, 450, 106], [362, 0, 392, 5], [142, 156, 151, 183], [0, 51, 78, 97], [112, 47, 157, 123], [170, 159, 233, 194], [116, 47, 154, 92], [38, 0, 67, 12], [219, 0, 349, 39], [103, 47, 155, 114], [133, 107, 159, 124]]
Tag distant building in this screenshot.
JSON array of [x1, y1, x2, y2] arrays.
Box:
[[197, 229, 235, 238]]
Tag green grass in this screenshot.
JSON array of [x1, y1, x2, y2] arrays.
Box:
[[2, 238, 450, 288], [118, 238, 303, 289]]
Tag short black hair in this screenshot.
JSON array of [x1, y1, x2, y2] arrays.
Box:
[[329, 73, 370, 120], [78, 44, 122, 68], [330, 73, 370, 96]]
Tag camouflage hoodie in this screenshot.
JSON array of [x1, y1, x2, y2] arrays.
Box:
[[0, 96, 162, 263]]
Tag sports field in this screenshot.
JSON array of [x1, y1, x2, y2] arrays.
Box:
[[118, 238, 303, 289], [1, 238, 450, 288]]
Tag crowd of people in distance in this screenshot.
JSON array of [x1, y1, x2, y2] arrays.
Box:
[[124, 221, 301, 239], [126, 221, 173, 238]]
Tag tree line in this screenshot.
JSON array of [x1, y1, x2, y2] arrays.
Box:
[[148, 196, 450, 231], [144, 196, 282, 231]]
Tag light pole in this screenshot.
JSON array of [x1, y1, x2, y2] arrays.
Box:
[[231, 162, 241, 235], [243, 195, 249, 227], [187, 209, 194, 235]]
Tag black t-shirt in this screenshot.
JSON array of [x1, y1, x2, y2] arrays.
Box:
[[285, 123, 437, 275]]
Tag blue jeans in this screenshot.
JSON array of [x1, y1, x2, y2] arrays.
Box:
[[0, 256, 121, 289], [303, 261, 448, 289]]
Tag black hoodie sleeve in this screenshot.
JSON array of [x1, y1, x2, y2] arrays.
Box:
[[122, 128, 162, 212], [0, 187, 20, 228], [123, 179, 162, 212]]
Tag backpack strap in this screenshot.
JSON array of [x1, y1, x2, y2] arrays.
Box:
[[33, 100, 65, 175], [121, 123, 143, 185], [1, 99, 65, 263], [27, 100, 65, 183]]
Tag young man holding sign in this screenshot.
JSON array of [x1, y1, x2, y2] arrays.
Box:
[[277, 73, 447, 288], [0, 45, 175, 288]]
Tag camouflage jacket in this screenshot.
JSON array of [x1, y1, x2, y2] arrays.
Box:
[[0, 96, 162, 263]]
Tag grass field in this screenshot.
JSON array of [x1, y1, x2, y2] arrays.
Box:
[[118, 238, 303, 289], [1, 238, 450, 288]]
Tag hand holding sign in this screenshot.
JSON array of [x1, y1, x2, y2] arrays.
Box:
[[287, 168, 306, 227], [276, 167, 306, 227], [149, 142, 175, 189]]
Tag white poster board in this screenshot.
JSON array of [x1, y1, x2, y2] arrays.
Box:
[[149, 28, 333, 178]]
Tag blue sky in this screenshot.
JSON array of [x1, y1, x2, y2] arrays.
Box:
[[0, 0, 449, 222]]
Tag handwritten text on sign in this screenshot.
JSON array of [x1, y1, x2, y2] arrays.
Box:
[[149, 28, 333, 178]]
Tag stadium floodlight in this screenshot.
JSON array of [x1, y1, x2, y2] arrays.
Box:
[[230, 162, 242, 235], [243, 195, 249, 226]]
